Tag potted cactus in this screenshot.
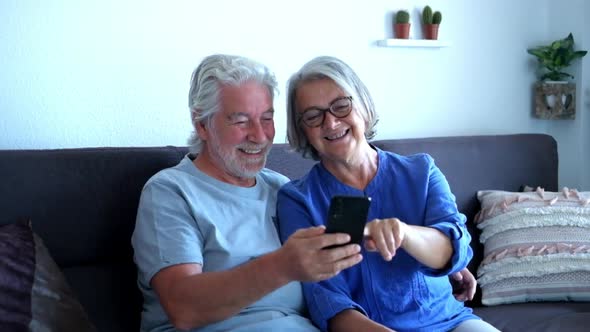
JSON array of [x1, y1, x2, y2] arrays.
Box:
[[422, 5, 442, 40], [394, 10, 410, 39]]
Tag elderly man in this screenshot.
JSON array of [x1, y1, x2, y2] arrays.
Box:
[[131, 54, 362, 332]]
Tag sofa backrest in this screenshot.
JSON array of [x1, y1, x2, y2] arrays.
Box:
[[0, 133, 557, 331], [1, 146, 188, 331]]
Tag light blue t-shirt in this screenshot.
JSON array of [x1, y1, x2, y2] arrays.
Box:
[[131, 155, 319, 332]]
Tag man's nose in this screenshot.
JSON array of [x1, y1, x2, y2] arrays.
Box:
[[248, 120, 267, 142]]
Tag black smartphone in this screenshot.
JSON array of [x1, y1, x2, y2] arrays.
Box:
[[324, 195, 371, 248]]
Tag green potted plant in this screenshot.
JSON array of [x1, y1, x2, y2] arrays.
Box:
[[527, 33, 587, 119], [422, 5, 442, 40], [394, 10, 410, 39], [527, 33, 587, 81]]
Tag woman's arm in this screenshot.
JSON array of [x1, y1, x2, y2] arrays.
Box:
[[363, 218, 452, 269], [329, 309, 395, 332], [363, 154, 471, 272]]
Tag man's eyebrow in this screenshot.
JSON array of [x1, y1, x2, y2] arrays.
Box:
[[227, 109, 275, 121]]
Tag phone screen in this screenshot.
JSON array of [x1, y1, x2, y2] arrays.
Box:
[[325, 195, 371, 248]]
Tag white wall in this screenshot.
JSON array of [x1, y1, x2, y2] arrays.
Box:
[[546, 0, 589, 190], [0, 0, 587, 189], [584, 1, 590, 190]]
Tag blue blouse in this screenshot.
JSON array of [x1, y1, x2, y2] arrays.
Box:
[[277, 148, 479, 332]]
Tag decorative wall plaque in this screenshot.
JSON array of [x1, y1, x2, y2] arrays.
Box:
[[534, 82, 576, 119]]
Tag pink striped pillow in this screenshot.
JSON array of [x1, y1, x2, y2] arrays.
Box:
[[475, 187, 590, 305]]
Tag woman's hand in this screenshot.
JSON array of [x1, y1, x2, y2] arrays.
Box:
[[450, 268, 477, 302], [363, 218, 408, 261], [364, 218, 452, 269]]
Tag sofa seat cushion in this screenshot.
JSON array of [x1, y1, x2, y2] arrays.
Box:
[[0, 219, 96, 332], [474, 302, 590, 332], [62, 264, 142, 332], [475, 188, 590, 306]]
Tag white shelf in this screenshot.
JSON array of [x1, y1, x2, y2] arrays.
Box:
[[376, 39, 451, 48]]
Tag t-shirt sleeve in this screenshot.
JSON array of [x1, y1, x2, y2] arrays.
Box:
[[132, 177, 204, 286]]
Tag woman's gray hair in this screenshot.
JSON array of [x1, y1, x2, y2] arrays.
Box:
[[286, 56, 378, 160], [187, 54, 278, 153]]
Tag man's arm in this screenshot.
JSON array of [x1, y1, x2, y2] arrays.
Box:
[[152, 254, 288, 331], [152, 226, 362, 331]]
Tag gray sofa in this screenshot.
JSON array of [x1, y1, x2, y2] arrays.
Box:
[[2, 133, 589, 331]]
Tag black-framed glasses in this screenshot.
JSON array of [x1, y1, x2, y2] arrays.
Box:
[[298, 96, 353, 128]]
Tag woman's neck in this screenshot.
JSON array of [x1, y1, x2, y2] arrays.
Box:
[[322, 144, 378, 191]]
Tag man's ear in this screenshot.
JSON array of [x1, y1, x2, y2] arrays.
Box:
[[195, 119, 209, 141], [193, 110, 209, 141]]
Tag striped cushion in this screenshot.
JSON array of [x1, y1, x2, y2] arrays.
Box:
[[475, 187, 590, 305]]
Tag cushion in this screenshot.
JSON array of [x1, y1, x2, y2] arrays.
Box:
[[0, 219, 97, 331], [474, 187, 590, 306]]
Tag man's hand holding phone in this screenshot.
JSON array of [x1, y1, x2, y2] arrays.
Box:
[[279, 226, 362, 282], [276, 195, 374, 283]]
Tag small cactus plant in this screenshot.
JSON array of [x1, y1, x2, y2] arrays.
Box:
[[422, 5, 442, 25], [393, 10, 411, 39], [432, 11, 442, 24], [395, 10, 410, 24], [422, 5, 442, 39], [422, 6, 433, 25]]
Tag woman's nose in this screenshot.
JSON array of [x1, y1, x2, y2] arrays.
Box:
[[322, 111, 340, 129]]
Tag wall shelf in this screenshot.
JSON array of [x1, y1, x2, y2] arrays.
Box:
[[376, 39, 451, 48]]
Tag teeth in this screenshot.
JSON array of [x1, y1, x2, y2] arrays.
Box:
[[326, 130, 347, 140], [241, 148, 263, 154]]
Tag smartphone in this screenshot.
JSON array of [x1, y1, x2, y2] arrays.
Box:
[[324, 195, 371, 248]]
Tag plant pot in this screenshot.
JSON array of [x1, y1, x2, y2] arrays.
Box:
[[423, 24, 439, 40], [394, 23, 410, 39], [533, 81, 576, 119]]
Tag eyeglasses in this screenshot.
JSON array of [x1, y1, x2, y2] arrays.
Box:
[[298, 96, 353, 128]]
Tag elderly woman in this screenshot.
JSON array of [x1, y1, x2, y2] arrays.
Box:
[[277, 56, 499, 332]]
